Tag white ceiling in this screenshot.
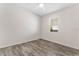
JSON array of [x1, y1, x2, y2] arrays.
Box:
[[17, 3, 76, 16]]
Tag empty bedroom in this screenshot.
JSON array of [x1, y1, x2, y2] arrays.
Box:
[[0, 3, 79, 56]]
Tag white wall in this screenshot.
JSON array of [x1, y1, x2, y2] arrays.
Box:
[[0, 4, 40, 48], [41, 4, 79, 49]]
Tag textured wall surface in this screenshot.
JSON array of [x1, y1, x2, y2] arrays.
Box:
[[0, 4, 40, 48]]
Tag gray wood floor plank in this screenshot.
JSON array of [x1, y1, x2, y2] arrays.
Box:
[[0, 39, 79, 56]]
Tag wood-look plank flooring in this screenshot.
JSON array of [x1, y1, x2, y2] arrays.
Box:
[[0, 39, 79, 56]]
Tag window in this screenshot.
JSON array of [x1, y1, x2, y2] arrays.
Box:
[[50, 16, 60, 32]]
